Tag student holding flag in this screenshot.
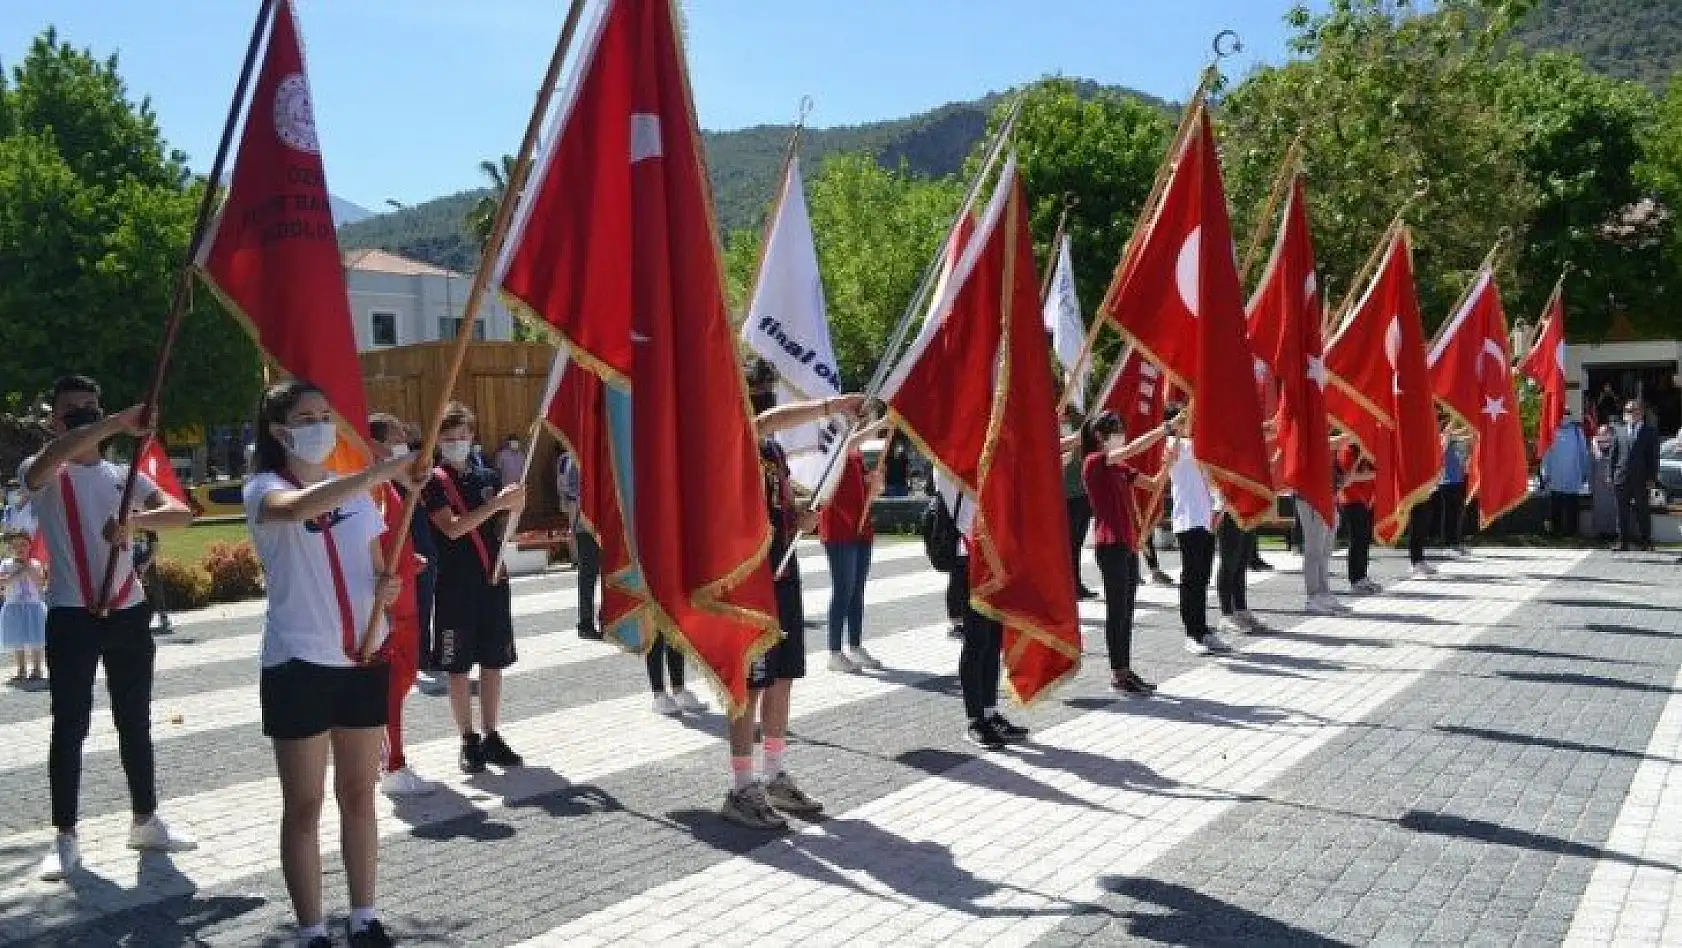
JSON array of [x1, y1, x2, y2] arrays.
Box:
[[1083, 412, 1175, 693], [245, 381, 424, 948], [21, 376, 198, 882], [423, 402, 526, 776]]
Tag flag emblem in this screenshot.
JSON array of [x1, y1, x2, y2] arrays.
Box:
[[273, 74, 319, 154]]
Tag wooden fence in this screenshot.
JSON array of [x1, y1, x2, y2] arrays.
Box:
[[359, 341, 565, 522]]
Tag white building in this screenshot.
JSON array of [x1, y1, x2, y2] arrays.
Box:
[[344, 249, 517, 350]]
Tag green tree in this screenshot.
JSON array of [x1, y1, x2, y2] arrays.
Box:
[[972, 78, 1175, 382], [465, 154, 515, 248], [724, 155, 963, 388], [1495, 52, 1665, 340], [1220, 1, 1537, 326], [0, 30, 259, 429]]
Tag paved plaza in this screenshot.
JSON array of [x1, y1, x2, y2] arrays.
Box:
[[0, 538, 1678, 945]]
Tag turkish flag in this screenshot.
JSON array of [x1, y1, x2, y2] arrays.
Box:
[[1246, 175, 1335, 525], [886, 158, 1082, 704], [1520, 288, 1569, 460], [494, 0, 776, 713], [1100, 109, 1273, 526], [135, 439, 189, 507], [197, 0, 368, 471], [1428, 269, 1529, 526], [1097, 347, 1171, 540], [543, 351, 651, 652], [1324, 228, 1442, 545]]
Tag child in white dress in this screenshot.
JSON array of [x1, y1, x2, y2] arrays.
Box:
[[0, 532, 47, 680]]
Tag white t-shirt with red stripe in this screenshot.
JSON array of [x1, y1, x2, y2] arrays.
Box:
[[16, 457, 154, 612], [244, 473, 387, 668]]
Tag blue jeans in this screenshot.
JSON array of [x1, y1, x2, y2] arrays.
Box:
[[824, 541, 873, 651]]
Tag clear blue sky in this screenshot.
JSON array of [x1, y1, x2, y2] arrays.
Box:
[[2, 1, 1323, 211]]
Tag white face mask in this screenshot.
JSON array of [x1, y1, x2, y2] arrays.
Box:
[[440, 440, 473, 466], [283, 422, 338, 465], [388, 444, 411, 459]]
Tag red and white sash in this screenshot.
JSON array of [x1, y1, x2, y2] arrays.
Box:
[[57, 465, 137, 612], [432, 466, 495, 582], [278, 470, 362, 662]]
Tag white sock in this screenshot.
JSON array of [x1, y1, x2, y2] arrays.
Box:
[[349, 907, 377, 933], [298, 924, 329, 945]]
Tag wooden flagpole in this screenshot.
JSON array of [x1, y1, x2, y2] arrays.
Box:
[[733, 96, 814, 335], [1427, 227, 1512, 354], [1055, 57, 1225, 418], [1038, 195, 1077, 307], [1322, 179, 1430, 341], [1516, 264, 1572, 366], [1235, 127, 1306, 287], [358, 0, 591, 658], [95, 0, 277, 615]]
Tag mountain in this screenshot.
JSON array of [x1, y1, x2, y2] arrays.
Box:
[[331, 194, 373, 226], [1511, 0, 1681, 91], [338, 79, 1164, 272]]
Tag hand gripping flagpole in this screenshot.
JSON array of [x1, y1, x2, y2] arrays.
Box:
[[94, 0, 277, 616], [1056, 29, 1241, 418], [768, 96, 1026, 580], [358, 0, 591, 660]]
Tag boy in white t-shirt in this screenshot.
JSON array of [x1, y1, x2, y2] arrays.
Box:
[[19, 375, 196, 882]]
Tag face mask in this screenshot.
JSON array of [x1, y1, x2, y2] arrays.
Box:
[[282, 422, 338, 465], [61, 405, 102, 431], [509, 441, 522, 452], [750, 390, 776, 415], [440, 440, 473, 466], [388, 444, 410, 459]]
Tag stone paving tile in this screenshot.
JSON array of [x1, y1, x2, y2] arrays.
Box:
[[1038, 548, 1682, 947]]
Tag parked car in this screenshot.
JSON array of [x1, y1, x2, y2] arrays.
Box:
[[1658, 437, 1682, 503]]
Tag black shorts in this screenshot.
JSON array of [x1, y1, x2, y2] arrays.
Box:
[[261, 660, 389, 740], [748, 578, 806, 689], [432, 575, 517, 673]]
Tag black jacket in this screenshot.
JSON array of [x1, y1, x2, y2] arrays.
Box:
[[1610, 422, 1660, 487]]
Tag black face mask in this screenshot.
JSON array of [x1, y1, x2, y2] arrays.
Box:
[[61, 405, 103, 431], [750, 390, 777, 415]]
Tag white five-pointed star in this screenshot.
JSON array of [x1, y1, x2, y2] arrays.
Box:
[[1481, 394, 1508, 421], [1306, 353, 1328, 389]]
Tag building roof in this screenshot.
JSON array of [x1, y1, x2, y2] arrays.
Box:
[[343, 248, 463, 278]]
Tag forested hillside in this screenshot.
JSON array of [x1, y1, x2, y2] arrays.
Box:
[[1512, 0, 1681, 90]]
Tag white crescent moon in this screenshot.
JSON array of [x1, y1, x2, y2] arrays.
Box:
[[1175, 226, 1202, 318]]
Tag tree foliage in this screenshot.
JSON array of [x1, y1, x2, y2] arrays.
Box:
[[0, 29, 260, 429]]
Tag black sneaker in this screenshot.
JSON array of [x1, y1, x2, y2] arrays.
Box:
[[577, 625, 604, 641], [988, 713, 1029, 742], [459, 732, 486, 774], [965, 718, 1007, 750], [1249, 558, 1274, 572], [1112, 671, 1156, 696], [481, 731, 523, 768], [348, 919, 396, 947]]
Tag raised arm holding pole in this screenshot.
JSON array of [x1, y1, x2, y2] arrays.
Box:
[[94, 0, 277, 616], [357, 0, 591, 660]]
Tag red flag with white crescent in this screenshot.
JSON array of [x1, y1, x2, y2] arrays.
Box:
[[1520, 288, 1569, 459]]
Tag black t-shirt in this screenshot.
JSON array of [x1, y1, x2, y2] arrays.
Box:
[[883, 444, 910, 489], [423, 462, 504, 584]]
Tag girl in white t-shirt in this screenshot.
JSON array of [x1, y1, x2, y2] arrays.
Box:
[[0, 531, 46, 680], [243, 380, 422, 948]]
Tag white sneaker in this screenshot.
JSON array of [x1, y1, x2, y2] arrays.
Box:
[[827, 652, 860, 674], [128, 815, 197, 853], [652, 693, 681, 716], [38, 833, 79, 881], [1237, 610, 1272, 635], [381, 766, 441, 796], [847, 646, 883, 670], [1217, 616, 1247, 636], [1410, 562, 1437, 579], [1304, 596, 1339, 616], [1185, 632, 1235, 655], [672, 688, 707, 713]]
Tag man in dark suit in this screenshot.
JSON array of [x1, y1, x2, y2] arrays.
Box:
[[1609, 399, 1661, 551]]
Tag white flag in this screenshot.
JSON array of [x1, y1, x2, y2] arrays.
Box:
[[1043, 233, 1088, 411], [741, 157, 844, 490]]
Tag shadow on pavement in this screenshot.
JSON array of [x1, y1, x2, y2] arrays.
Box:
[[15, 852, 267, 947], [1095, 875, 1352, 946], [1497, 669, 1677, 695], [1397, 809, 1679, 872], [893, 748, 1113, 812], [1435, 724, 1681, 766]]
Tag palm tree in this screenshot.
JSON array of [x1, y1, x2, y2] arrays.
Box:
[[465, 154, 518, 248]]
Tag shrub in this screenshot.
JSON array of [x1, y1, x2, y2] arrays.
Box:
[[202, 540, 265, 602], [151, 556, 212, 611]]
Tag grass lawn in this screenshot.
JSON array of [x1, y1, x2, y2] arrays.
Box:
[[157, 520, 248, 566]]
